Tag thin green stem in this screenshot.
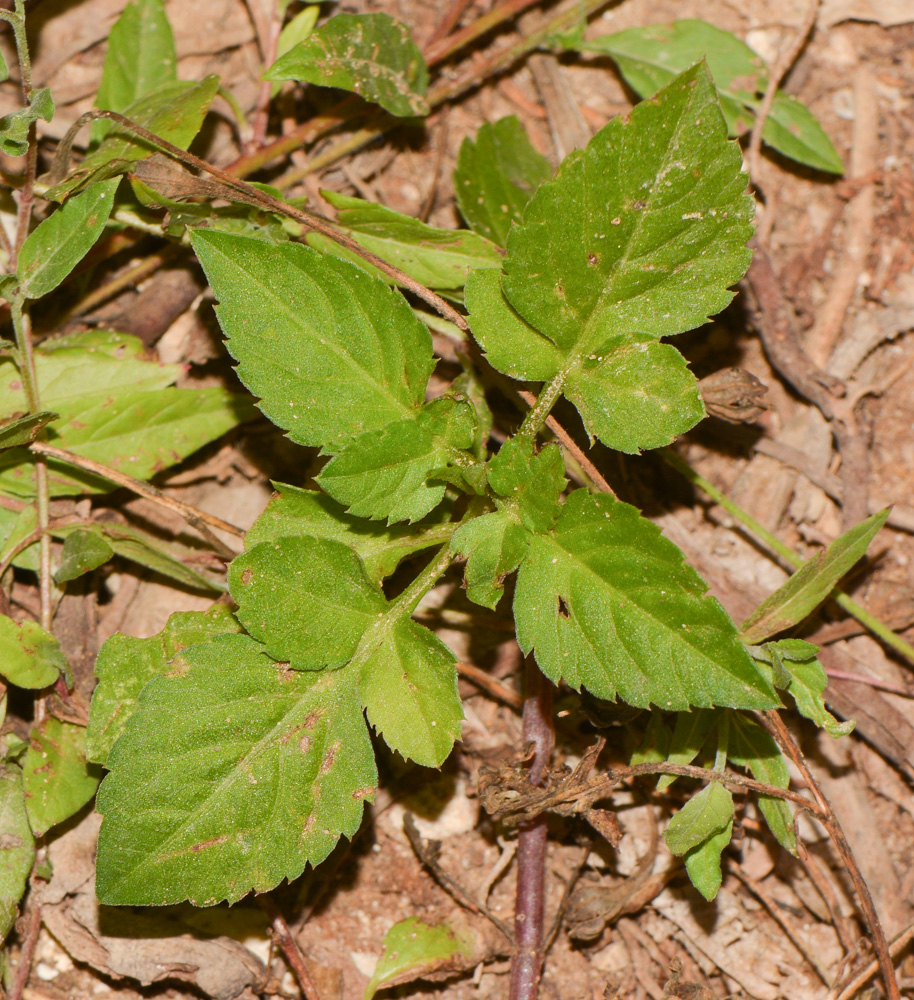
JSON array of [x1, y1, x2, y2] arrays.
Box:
[[391, 497, 487, 618], [660, 448, 914, 666], [714, 713, 729, 772], [517, 375, 565, 440]]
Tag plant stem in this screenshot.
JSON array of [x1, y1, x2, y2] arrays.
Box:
[[659, 447, 914, 665], [257, 895, 323, 1000], [517, 375, 565, 440], [509, 657, 554, 1000]]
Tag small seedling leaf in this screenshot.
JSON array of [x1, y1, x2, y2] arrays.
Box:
[[665, 780, 733, 856], [87, 606, 242, 765], [0, 617, 67, 689], [312, 191, 503, 290], [761, 641, 854, 738], [513, 491, 777, 709], [683, 818, 733, 901], [454, 116, 552, 247], [93, 0, 178, 142], [362, 917, 477, 999], [316, 419, 450, 524], [191, 230, 434, 450], [245, 483, 453, 586], [0, 411, 59, 451], [263, 13, 429, 117], [740, 508, 889, 644], [0, 87, 54, 157], [18, 177, 120, 299], [54, 528, 115, 583], [0, 764, 35, 947], [487, 440, 566, 534], [23, 719, 100, 835], [95, 634, 376, 905], [451, 513, 529, 610], [762, 92, 845, 175], [728, 714, 795, 852]]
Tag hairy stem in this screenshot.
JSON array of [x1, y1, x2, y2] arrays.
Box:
[[509, 657, 554, 1000], [517, 375, 565, 441]]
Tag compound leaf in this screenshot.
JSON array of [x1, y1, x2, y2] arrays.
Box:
[[740, 508, 889, 644], [513, 491, 777, 709], [263, 13, 429, 117], [455, 116, 552, 247], [18, 178, 120, 299], [191, 230, 434, 451], [245, 483, 453, 586], [230, 537, 387, 670], [0, 764, 35, 947], [23, 719, 100, 836], [317, 419, 450, 524], [480, 64, 752, 454], [363, 917, 477, 999], [0, 617, 67, 689], [87, 606, 242, 765], [95, 634, 376, 905], [357, 619, 462, 767], [94, 0, 178, 142], [312, 191, 502, 290]]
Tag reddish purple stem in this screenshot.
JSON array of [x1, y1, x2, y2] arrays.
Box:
[[509, 658, 555, 1000]]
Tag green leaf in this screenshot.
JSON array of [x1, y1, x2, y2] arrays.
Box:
[[316, 419, 450, 524], [465, 268, 563, 382], [0, 616, 66, 689], [93, 0, 178, 143], [451, 512, 529, 610], [478, 64, 752, 453], [665, 780, 733, 855], [191, 230, 434, 450], [454, 116, 552, 247], [245, 483, 453, 586], [630, 711, 672, 765], [54, 528, 114, 583], [45, 77, 219, 200], [728, 714, 795, 852], [488, 440, 566, 534], [23, 719, 101, 835], [0, 87, 54, 157], [358, 619, 462, 767], [95, 634, 376, 905], [272, 6, 320, 98], [683, 818, 732, 901], [230, 537, 387, 669], [53, 521, 223, 592], [760, 641, 854, 738], [0, 331, 182, 420], [363, 917, 477, 999], [0, 48, 8, 86], [0, 504, 37, 572], [87, 606, 242, 765], [0, 764, 35, 947], [262, 12, 429, 118], [761, 92, 844, 174], [739, 509, 889, 644], [513, 490, 777, 709], [0, 411, 59, 450], [0, 387, 253, 498], [310, 191, 503, 290], [656, 708, 720, 791], [18, 178, 120, 299]]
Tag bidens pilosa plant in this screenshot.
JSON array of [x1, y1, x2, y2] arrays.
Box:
[[0, 0, 885, 994]]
